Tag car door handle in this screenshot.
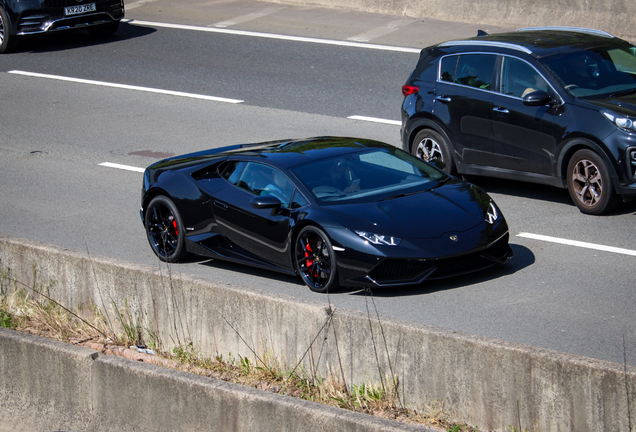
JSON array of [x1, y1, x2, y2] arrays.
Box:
[[436, 96, 451, 103], [214, 201, 228, 210], [493, 107, 510, 115]]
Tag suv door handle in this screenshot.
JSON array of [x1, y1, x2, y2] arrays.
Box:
[[493, 107, 510, 115], [436, 96, 451, 103], [214, 201, 228, 210]]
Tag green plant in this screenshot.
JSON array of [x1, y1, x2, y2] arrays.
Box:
[[0, 310, 14, 329]]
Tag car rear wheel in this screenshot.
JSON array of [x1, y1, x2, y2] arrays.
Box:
[[145, 196, 188, 262], [566, 149, 619, 215], [295, 226, 339, 293], [0, 6, 17, 54], [411, 129, 454, 173]]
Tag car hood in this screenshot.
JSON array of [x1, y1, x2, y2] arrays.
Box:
[[325, 182, 486, 239], [585, 92, 636, 116]]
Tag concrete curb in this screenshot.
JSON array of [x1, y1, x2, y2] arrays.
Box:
[[0, 328, 430, 432], [264, 0, 636, 40], [1, 233, 635, 431]]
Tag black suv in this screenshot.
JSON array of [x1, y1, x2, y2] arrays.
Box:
[[0, 0, 125, 53], [401, 27, 636, 214]]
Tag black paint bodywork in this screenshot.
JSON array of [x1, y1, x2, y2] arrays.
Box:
[[401, 28, 636, 200], [1, 0, 124, 37], [141, 137, 514, 289]]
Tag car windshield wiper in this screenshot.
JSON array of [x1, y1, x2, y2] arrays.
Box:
[[380, 189, 426, 202], [430, 176, 451, 190], [609, 88, 636, 98]]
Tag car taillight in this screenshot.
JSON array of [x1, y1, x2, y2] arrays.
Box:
[[402, 85, 419, 97]]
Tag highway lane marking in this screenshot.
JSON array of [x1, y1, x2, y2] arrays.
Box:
[[212, 6, 287, 28], [348, 115, 401, 125], [99, 162, 145, 173], [124, 19, 421, 54], [517, 232, 636, 257], [125, 0, 157, 10], [7, 70, 244, 104]]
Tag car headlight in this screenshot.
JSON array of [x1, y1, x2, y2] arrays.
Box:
[[602, 111, 636, 133], [485, 201, 499, 224], [355, 231, 402, 246]]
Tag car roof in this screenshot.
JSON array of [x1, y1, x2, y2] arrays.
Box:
[[149, 137, 390, 173], [434, 27, 629, 59]]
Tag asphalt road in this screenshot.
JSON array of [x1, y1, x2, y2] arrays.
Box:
[[1, 0, 635, 366]]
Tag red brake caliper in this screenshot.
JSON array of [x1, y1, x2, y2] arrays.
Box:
[[172, 220, 178, 236], [304, 241, 313, 270]]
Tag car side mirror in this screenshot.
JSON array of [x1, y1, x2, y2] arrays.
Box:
[[523, 90, 553, 106], [250, 195, 284, 215]]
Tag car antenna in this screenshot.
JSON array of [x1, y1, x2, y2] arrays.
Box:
[[477, 30, 489, 36]]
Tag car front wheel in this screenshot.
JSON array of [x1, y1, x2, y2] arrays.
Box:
[[0, 6, 16, 54], [145, 196, 188, 262], [411, 129, 454, 173], [566, 149, 619, 215], [295, 226, 339, 293]]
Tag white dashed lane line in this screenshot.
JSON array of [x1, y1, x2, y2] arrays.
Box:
[[99, 162, 145, 173], [8, 71, 244, 104], [348, 115, 401, 125], [517, 232, 636, 257]]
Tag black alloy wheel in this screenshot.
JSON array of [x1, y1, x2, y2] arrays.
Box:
[[145, 196, 188, 262], [295, 226, 339, 293], [412, 129, 454, 173], [566, 149, 619, 215], [0, 6, 15, 54]]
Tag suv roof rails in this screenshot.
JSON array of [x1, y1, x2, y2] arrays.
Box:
[[438, 40, 533, 54], [516, 26, 614, 38]]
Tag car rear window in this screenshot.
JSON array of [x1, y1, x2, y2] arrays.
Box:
[[440, 54, 496, 90]]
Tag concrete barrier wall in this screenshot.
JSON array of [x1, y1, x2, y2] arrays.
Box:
[[264, 0, 636, 40], [1, 234, 635, 431], [0, 328, 426, 432]]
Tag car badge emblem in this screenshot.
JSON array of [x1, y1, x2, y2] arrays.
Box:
[[486, 203, 498, 225], [450, 235, 458, 242]]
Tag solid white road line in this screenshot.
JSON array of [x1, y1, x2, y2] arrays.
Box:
[[8, 70, 244, 104], [124, 19, 421, 54], [517, 232, 636, 257], [99, 162, 145, 173], [348, 115, 401, 125]]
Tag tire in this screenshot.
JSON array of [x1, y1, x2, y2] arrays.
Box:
[[411, 129, 454, 174], [294, 226, 339, 293], [566, 149, 619, 215], [145, 196, 188, 262], [87, 21, 120, 37], [0, 6, 17, 54]]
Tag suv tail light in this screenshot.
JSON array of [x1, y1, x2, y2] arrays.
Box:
[[402, 85, 419, 97]]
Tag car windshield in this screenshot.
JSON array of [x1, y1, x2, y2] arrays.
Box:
[[542, 44, 636, 97], [290, 147, 446, 204]]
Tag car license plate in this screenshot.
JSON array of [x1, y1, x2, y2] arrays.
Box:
[[64, 3, 97, 16]]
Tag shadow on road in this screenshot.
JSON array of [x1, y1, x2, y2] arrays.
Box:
[[12, 22, 155, 54]]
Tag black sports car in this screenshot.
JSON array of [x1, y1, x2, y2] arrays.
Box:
[[140, 137, 514, 293]]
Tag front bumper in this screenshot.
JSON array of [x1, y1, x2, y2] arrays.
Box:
[[16, 1, 124, 36]]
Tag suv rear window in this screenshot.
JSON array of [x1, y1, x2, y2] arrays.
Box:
[[440, 54, 496, 90]]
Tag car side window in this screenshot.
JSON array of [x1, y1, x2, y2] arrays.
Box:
[[440, 54, 495, 90], [500, 57, 549, 98], [237, 162, 294, 208], [220, 161, 248, 185]]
